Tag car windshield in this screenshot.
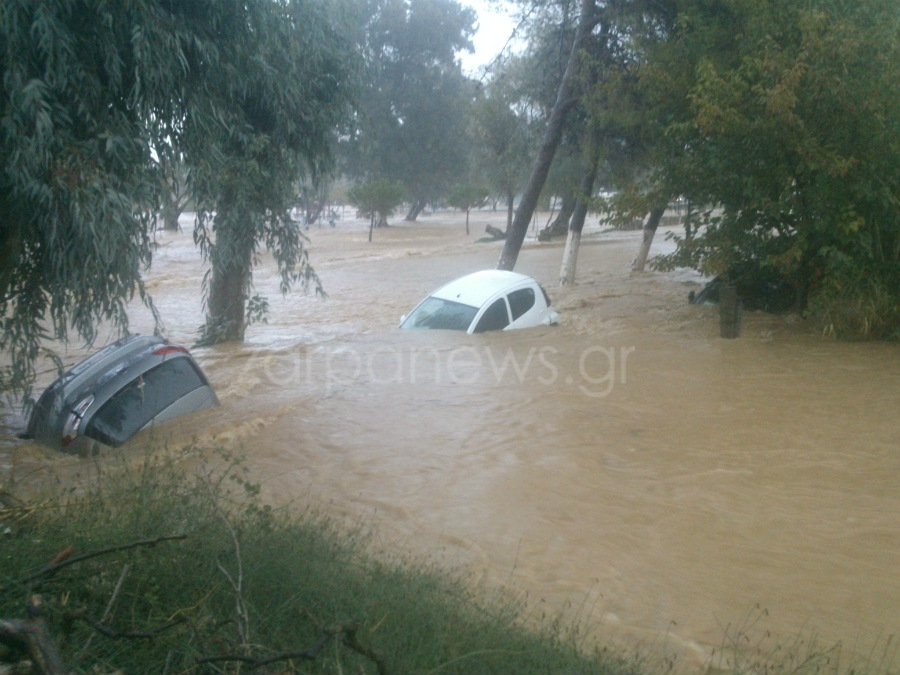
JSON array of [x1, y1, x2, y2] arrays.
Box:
[[401, 297, 479, 331]]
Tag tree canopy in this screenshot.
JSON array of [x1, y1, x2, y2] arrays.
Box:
[[502, 0, 899, 336], [1, 0, 356, 397], [638, 0, 900, 336], [190, 0, 356, 344], [343, 0, 477, 218]]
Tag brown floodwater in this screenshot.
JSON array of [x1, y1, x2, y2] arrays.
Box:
[[3, 210, 899, 673]]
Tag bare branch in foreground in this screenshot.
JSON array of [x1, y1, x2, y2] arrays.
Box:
[[341, 622, 390, 675], [20, 535, 188, 584], [196, 631, 333, 669], [196, 622, 391, 674], [76, 562, 130, 658], [68, 613, 186, 640], [0, 597, 68, 675]]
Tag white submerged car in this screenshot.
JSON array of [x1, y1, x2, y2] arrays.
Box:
[[400, 270, 560, 334]]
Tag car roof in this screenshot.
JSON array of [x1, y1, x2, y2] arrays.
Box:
[[429, 270, 533, 308]]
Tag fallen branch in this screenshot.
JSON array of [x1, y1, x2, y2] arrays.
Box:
[[197, 622, 390, 675], [196, 630, 333, 669], [68, 613, 186, 640], [485, 224, 507, 240], [341, 622, 390, 675], [76, 562, 129, 658], [20, 534, 188, 584], [0, 597, 67, 675]]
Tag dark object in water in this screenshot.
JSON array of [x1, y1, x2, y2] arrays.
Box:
[[690, 271, 797, 313], [24, 335, 218, 452]]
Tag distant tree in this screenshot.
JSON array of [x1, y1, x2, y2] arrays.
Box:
[[158, 149, 191, 232], [471, 82, 534, 230], [343, 0, 477, 219], [348, 179, 405, 241], [447, 184, 490, 235]]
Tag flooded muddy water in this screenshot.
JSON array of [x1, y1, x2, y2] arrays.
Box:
[[3, 211, 899, 672]]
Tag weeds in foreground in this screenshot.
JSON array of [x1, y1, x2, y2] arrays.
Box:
[[708, 605, 899, 675], [0, 447, 639, 675]]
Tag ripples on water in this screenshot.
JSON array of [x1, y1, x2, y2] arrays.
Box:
[[3, 212, 899, 673]]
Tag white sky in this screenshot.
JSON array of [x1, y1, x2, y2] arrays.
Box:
[[459, 0, 518, 74]]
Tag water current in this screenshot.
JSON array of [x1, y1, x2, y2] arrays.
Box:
[[3, 210, 899, 672]]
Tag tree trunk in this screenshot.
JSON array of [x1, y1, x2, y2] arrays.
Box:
[[506, 188, 515, 231], [631, 205, 666, 271], [205, 249, 251, 343], [306, 201, 324, 226], [162, 200, 181, 231], [159, 157, 189, 232], [497, 0, 597, 271], [684, 201, 693, 241], [404, 199, 426, 222], [465, 208, 470, 235], [199, 202, 255, 345], [559, 141, 601, 285], [539, 190, 575, 241]]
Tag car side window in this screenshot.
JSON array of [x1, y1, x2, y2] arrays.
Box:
[[473, 298, 510, 333], [508, 287, 536, 321], [85, 358, 206, 446]]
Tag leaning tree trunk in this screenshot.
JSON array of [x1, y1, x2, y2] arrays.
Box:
[[539, 190, 576, 241], [506, 188, 515, 231], [631, 205, 666, 271], [306, 201, 325, 226], [497, 0, 597, 271], [559, 140, 602, 285], [404, 199, 426, 222]]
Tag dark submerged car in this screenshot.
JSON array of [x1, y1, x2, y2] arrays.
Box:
[[24, 334, 219, 452]]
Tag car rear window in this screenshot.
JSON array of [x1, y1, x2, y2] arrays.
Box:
[[508, 287, 536, 321], [540, 284, 553, 307], [402, 297, 479, 331], [85, 358, 206, 446]]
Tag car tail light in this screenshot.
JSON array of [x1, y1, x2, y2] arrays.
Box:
[[61, 395, 95, 446], [152, 345, 189, 357]]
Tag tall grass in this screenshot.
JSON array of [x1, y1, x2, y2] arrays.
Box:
[[0, 447, 640, 675]]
